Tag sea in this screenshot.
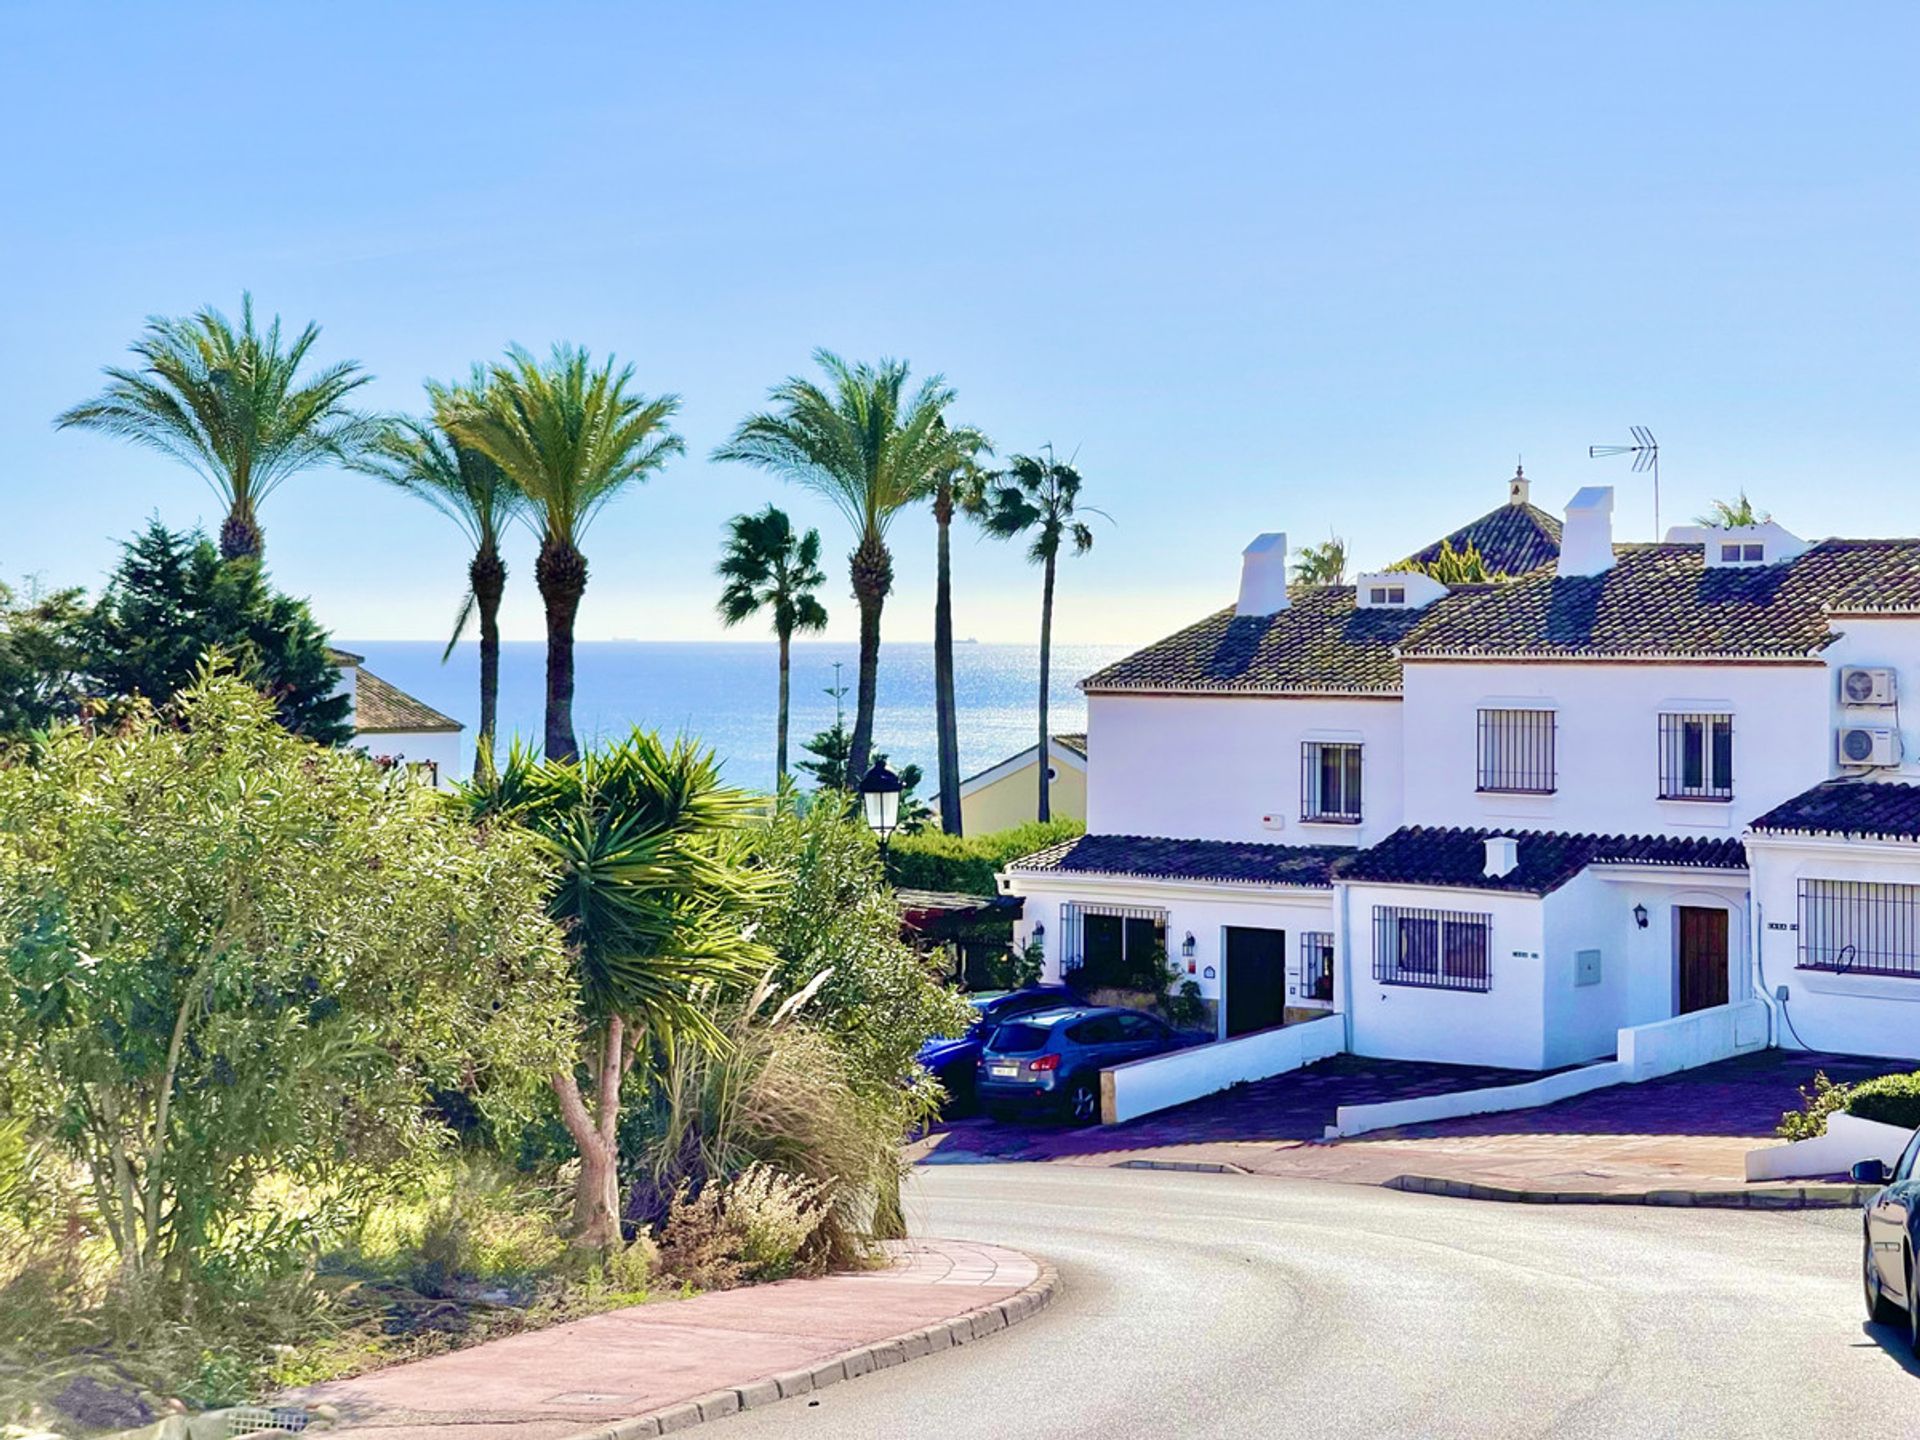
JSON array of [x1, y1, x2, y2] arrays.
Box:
[[338, 640, 1132, 794]]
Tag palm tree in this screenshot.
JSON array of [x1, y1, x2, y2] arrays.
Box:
[[447, 345, 682, 762], [714, 351, 985, 782], [1696, 491, 1771, 528], [357, 373, 523, 778], [1292, 533, 1349, 586], [56, 294, 379, 561], [716, 505, 829, 783], [977, 448, 1103, 823], [930, 420, 992, 834]]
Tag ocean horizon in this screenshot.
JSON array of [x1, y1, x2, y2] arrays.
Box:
[[340, 640, 1132, 794]]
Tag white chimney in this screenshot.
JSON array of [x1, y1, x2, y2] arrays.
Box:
[[1556, 487, 1615, 578], [1483, 835, 1518, 879], [1236, 532, 1290, 617], [1508, 463, 1530, 507]]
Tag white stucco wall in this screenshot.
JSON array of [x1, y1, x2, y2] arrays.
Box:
[[352, 729, 463, 789], [1084, 692, 1404, 847], [1747, 833, 1920, 1061], [1399, 660, 1831, 836], [1819, 615, 1920, 782]]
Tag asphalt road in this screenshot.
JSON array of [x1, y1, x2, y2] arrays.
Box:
[[718, 1165, 1915, 1440]]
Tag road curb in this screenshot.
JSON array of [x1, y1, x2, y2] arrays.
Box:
[[1112, 1158, 1249, 1175], [1383, 1174, 1875, 1209], [555, 1252, 1060, 1440]]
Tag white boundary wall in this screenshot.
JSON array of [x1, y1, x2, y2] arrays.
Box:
[[1745, 1111, 1914, 1182], [1101, 1015, 1344, 1125]]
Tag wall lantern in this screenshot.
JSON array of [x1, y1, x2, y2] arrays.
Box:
[[1032, 923, 1046, 942], [1181, 932, 1197, 960], [859, 761, 903, 855], [1632, 903, 1649, 930]]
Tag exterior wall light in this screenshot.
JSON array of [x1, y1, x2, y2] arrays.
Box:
[[1182, 932, 1197, 960], [1032, 922, 1046, 942], [1633, 903, 1649, 930]]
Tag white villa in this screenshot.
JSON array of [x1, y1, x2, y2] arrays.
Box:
[[1000, 468, 1920, 1080], [329, 648, 464, 787]]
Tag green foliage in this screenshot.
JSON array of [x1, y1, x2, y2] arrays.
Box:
[[975, 447, 1101, 566], [796, 727, 929, 828], [0, 670, 576, 1297], [716, 505, 829, 638], [1390, 537, 1506, 585], [977, 937, 1045, 992], [1291, 533, 1348, 586], [1779, 1069, 1920, 1139], [55, 293, 379, 560], [0, 580, 92, 736], [883, 818, 1085, 896], [88, 520, 352, 744], [1696, 491, 1771, 529]]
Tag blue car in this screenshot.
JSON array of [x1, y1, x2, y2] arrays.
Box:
[[976, 1005, 1200, 1124], [1855, 1125, 1920, 1355], [917, 986, 1076, 1113]]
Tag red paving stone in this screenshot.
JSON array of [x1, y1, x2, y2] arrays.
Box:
[[295, 1239, 1037, 1439]]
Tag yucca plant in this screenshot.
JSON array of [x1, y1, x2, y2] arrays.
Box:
[[56, 294, 379, 561]]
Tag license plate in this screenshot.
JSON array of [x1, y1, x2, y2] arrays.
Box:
[[989, 1064, 1019, 1078]]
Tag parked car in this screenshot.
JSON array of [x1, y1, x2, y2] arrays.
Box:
[[1855, 1125, 1920, 1355], [917, 986, 1076, 1113], [976, 1005, 1198, 1125]]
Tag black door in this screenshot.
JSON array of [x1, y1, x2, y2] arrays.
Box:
[[1224, 927, 1287, 1038]]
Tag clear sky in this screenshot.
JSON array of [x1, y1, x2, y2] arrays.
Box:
[[3, 3, 1915, 649]]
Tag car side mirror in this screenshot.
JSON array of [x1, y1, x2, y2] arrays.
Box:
[[1851, 1159, 1891, 1186]]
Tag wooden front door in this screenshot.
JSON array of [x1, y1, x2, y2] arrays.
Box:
[[1677, 906, 1729, 1014], [1224, 927, 1287, 1038]]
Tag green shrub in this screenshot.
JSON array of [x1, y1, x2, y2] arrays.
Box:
[[883, 819, 1084, 896], [1777, 1069, 1920, 1140]]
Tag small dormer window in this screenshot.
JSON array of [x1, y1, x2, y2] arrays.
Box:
[[1719, 542, 1765, 564], [1368, 585, 1406, 606]]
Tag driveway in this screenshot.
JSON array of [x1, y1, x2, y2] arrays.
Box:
[[718, 1165, 1918, 1439]]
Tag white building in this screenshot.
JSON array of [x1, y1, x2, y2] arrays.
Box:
[[1001, 469, 1920, 1068], [329, 648, 464, 787]]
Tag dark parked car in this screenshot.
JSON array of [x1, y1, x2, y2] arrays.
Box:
[[976, 1005, 1198, 1124], [917, 986, 1075, 1113], [1855, 1126, 1920, 1355]]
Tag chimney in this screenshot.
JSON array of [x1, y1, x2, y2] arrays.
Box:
[[1483, 835, 1519, 879], [1235, 532, 1290, 617], [1556, 486, 1616, 578], [1508, 463, 1529, 507]]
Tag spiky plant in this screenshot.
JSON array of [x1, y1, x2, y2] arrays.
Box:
[[714, 352, 986, 781], [1292, 533, 1349, 586], [1696, 492, 1772, 528], [55, 294, 379, 560], [716, 505, 829, 782]]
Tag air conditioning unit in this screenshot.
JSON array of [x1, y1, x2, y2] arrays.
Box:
[[1838, 726, 1903, 768], [1840, 666, 1898, 706]]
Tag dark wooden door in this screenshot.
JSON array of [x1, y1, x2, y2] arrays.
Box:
[[1224, 927, 1287, 1038], [1677, 906, 1729, 1014]]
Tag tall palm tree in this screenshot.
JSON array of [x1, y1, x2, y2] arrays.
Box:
[[1696, 491, 1771, 528], [930, 422, 992, 834], [447, 345, 682, 762], [357, 372, 523, 778], [978, 448, 1103, 824], [714, 351, 985, 782], [1292, 533, 1349, 586], [716, 505, 829, 783], [56, 294, 379, 561]]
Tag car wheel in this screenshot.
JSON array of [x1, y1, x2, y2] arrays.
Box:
[[1065, 1078, 1100, 1126], [1866, 1239, 1902, 1326]]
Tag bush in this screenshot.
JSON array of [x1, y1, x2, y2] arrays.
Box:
[[655, 1184, 744, 1291], [722, 1165, 832, 1283], [1777, 1069, 1920, 1140], [883, 819, 1084, 896]]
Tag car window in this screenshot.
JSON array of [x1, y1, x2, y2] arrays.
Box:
[[1067, 1015, 1124, 1045], [1896, 1130, 1920, 1183], [988, 1022, 1053, 1053], [1116, 1013, 1164, 1041]]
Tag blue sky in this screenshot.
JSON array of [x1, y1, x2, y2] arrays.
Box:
[[3, 3, 1915, 648]]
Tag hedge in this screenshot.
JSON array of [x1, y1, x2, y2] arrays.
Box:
[[884, 819, 1084, 896], [1776, 1069, 1920, 1141]]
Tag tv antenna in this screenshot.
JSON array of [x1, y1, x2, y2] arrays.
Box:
[[1588, 426, 1660, 538]]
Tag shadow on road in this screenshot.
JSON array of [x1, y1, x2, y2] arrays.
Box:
[[1857, 1322, 1920, 1376]]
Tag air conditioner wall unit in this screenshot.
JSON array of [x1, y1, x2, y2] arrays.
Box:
[[1840, 666, 1898, 706], [1838, 726, 1902, 768]]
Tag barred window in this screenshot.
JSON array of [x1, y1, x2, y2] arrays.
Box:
[[1299, 931, 1335, 1002], [1659, 713, 1733, 800], [1059, 902, 1167, 986], [1797, 879, 1920, 979], [1301, 742, 1363, 823], [1477, 708, 1556, 794], [1372, 906, 1492, 992]]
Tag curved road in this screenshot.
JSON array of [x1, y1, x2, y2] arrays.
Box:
[[720, 1165, 1914, 1439]]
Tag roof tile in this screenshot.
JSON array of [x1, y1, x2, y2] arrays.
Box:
[[1332, 826, 1748, 895], [1007, 833, 1350, 888], [353, 668, 462, 734], [1750, 779, 1920, 841]]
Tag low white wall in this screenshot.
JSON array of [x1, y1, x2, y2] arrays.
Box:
[[1745, 1111, 1915, 1182], [1101, 1016, 1344, 1125], [1328, 1060, 1629, 1139], [1616, 999, 1770, 1081]]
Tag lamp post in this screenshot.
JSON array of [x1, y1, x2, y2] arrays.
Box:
[[859, 760, 904, 858]]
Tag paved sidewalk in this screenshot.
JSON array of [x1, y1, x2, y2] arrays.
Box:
[[296, 1240, 1043, 1439]]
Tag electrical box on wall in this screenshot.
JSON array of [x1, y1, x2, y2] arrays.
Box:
[[1261, 813, 1286, 831], [1575, 949, 1602, 987]]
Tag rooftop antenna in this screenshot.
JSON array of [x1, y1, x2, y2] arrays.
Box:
[[1588, 426, 1660, 538]]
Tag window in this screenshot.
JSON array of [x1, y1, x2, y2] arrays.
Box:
[[1719, 541, 1765, 563], [1658, 713, 1733, 800], [1368, 584, 1406, 605], [1897, 1129, 1920, 1184], [1797, 879, 1920, 980], [1060, 902, 1167, 988], [1372, 906, 1492, 992], [1301, 741, 1363, 822], [1476, 708, 1556, 793], [1115, 1013, 1166, 1042], [1300, 931, 1335, 1002]]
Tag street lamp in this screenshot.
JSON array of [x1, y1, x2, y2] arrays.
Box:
[[859, 760, 903, 855]]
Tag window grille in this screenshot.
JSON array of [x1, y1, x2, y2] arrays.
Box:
[[1658, 713, 1733, 800], [1300, 931, 1336, 1002], [1372, 906, 1492, 992], [1476, 708, 1556, 794], [1300, 742, 1363, 823], [1797, 879, 1920, 979], [1059, 902, 1167, 978]]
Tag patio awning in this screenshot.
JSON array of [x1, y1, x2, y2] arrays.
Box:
[[895, 888, 1024, 936]]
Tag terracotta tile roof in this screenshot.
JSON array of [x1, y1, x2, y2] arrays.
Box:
[[1052, 733, 1088, 758], [1398, 540, 1920, 661], [327, 646, 366, 666], [353, 668, 461, 734], [1005, 833, 1351, 888], [1750, 779, 1920, 841], [1402, 501, 1563, 577], [1332, 826, 1748, 895]]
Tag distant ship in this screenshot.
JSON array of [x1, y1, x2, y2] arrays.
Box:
[[959, 636, 980, 644]]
